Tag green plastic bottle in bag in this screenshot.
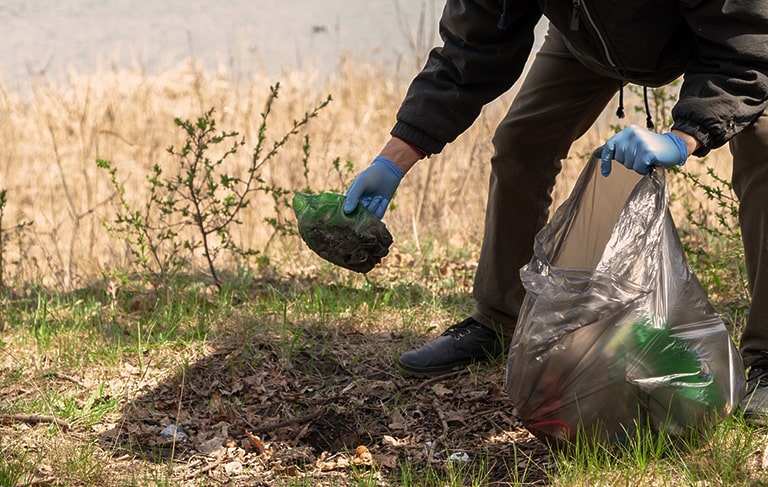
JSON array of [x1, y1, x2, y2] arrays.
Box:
[[623, 317, 725, 434], [292, 192, 393, 273]]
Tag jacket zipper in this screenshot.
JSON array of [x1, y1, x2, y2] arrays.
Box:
[[570, 0, 618, 69]]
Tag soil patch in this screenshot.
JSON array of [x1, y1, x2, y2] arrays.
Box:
[[94, 326, 552, 485]]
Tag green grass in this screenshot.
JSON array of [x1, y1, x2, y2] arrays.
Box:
[[0, 237, 762, 486], [0, 451, 39, 487]]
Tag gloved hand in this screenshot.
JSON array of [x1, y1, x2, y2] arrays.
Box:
[[343, 155, 404, 219], [600, 125, 688, 177]]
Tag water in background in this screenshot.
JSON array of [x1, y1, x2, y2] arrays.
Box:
[[0, 0, 451, 86]]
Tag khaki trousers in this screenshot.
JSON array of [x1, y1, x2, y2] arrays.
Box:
[[471, 27, 768, 367]]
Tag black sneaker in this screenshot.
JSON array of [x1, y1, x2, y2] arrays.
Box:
[[741, 356, 768, 425], [397, 317, 506, 377]]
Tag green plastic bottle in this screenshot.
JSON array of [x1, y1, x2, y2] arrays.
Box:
[[292, 192, 393, 273], [624, 317, 724, 435]]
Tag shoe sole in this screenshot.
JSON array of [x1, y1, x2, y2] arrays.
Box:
[[397, 358, 483, 378]]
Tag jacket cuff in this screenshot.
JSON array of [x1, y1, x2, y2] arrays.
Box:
[[671, 121, 712, 158], [390, 121, 444, 156]]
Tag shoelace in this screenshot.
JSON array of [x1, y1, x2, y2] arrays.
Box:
[[442, 320, 476, 340]]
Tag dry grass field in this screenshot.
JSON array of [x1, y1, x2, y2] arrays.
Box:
[[0, 53, 736, 290]]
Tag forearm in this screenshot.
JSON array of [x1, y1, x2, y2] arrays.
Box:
[[379, 137, 425, 175]]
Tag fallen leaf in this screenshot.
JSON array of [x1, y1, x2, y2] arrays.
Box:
[[372, 454, 397, 469], [318, 455, 350, 471], [444, 410, 467, 425], [245, 431, 266, 455], [197, 436, 225, 455], [208, 391, 223, 413], [431, 383, 453, 397], [388, 411, 407, 431], [364, 380, 396, 399], [382, 435, 409, 447]]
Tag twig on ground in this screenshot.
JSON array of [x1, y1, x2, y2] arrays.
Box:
[[249, 409, 325, 434], [184, 459, 220, 481], [432, 399, 450, 437], [0, 414, 70, 431], [403, 369, 468, 393], [45, 371, 87, 388]]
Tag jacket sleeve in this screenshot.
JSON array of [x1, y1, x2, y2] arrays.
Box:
[[391, 0, 542, 155], [672, 0, 768, 156]]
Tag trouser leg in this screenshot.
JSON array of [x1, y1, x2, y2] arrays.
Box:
[[472, 27, 620, 339], [730, 110, 768, 367]]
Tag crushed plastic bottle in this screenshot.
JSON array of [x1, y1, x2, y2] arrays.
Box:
[[448, 451, 470, 463], [159, 424, 189, 442], [292, 192, 393, 273], [623, 317, 725, 434]]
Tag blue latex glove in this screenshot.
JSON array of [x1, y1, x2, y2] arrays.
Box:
[[601, 125, 688, 177], [343, 155, 404, 219]]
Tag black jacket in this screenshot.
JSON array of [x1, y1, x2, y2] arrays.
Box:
[[392, 0, 768, 157]]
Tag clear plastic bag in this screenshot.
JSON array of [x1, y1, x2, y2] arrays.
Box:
[[505, 149, 746, 446], [292, 192, 393, 273]]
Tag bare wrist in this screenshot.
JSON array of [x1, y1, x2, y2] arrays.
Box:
[[379, 137, 424, 174], [671, 130, 701, 156]]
